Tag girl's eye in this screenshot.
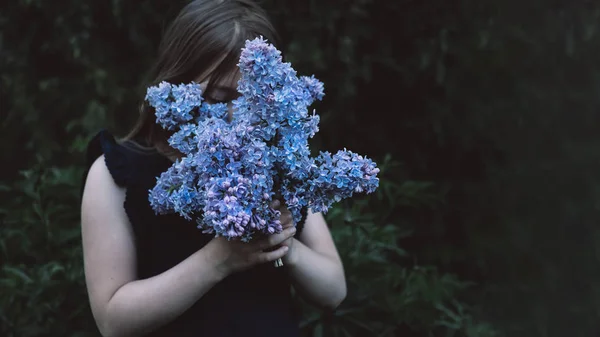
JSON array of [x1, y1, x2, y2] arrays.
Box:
[[206, 96, 224, 104], [205, 89, 241, 104], [207, 95, 239, 104]]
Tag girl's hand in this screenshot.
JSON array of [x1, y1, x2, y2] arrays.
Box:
[[270, 199, 297, 265], [207, 224, 296, 277]]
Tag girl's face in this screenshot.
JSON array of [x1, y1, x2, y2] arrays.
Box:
[[197, 69, 241, 121]]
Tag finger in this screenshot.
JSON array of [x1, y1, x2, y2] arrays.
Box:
[[280, 211, 294, 228], [256, 227, 296, 250], [270, 199, 281, 209], [269, 226, 296, 246], [253, 245, 289, 264]]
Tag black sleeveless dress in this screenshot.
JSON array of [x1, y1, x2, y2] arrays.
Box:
[[82, 129, 306, 337]]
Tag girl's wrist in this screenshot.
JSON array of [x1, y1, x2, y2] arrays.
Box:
[[201, 239, 232, 281], [282, 238, 301, 267]]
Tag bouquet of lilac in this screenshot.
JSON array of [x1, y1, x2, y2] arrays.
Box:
[[146, 37, 379, 243]]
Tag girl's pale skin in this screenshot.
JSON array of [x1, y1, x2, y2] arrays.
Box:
[[81, 70, 347, 337]]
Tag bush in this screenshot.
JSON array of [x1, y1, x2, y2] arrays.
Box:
[[296, 155, 498, 337], [0, 162, 96, 337]]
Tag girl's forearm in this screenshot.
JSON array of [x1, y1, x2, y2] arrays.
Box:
[[98, 242, 226, 337]]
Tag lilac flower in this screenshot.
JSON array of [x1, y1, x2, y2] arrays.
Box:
[[146, 37, 379, 241], [169, 123, 199, 154], [300, 75, 325, 102], [149, 156, 200, 220], [145, 82, 204, 130], [198, 102, 229, 120]]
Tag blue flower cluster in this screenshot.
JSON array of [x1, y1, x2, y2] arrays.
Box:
[[146, 37, 379, 241]]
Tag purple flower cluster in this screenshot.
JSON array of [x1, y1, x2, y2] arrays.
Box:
[[146, 37, 379, 241]]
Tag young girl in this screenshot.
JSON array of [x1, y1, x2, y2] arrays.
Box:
[[80, 1, 346, 337]]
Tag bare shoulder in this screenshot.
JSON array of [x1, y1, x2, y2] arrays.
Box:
[[85, 155, 119, 190], [81, 154, 131, 234], [82, 155, 126, 208]]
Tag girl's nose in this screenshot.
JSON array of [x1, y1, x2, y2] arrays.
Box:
[[227, 102, 234, 122]]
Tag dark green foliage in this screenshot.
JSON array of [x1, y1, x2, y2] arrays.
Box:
[[0, 164, 96, 337], [296, 156, 498, 337]]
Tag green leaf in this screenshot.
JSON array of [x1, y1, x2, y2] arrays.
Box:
[[2, 266, 34, 284], [340, 316, 378, 334], [313, 323, 323, 337]]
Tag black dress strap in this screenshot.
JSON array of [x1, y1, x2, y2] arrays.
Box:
[[81, 129, 133, 194], [295, 207, 308, 235]]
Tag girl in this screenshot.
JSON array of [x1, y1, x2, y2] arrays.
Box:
[[80, 1, 347, 337]]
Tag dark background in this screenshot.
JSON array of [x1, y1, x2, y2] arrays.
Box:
[[2, 1, 600, 336]]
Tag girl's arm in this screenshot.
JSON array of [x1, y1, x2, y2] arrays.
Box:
[[81, 157, 227, 337], [283, 211, 347, 310], [81, 157, 292, 337]]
